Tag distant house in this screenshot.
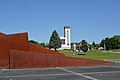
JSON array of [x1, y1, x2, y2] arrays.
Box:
[[71, 42, 82, 52], [98, 47, 104, 50]]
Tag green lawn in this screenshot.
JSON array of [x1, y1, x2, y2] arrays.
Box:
[[59, 50, 120, 61]]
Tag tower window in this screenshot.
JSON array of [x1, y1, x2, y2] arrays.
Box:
[[67, 30, 69, 43]]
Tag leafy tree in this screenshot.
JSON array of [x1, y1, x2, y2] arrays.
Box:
[[80, 40, 88, 52], [100, 39, 105, 48], [100, 35, 120, 50], [49, 30, 61, 51], [105, 37, 111, 50], [29, 40, 40, 45], [88, 44, 92, 50], [111, 36, 120, 49], [29, 40, 48, 48], [39, 43, 48, 48]]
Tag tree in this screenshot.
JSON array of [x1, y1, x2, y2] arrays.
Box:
[[39, 43, 48, 48], [29, 40, 40, 45], [92, 41, 96, 49], [29, 40, 48, 48], [88, 44, 92, 50], [49, 30, 61, 51], [100, 35, 120, 50], [100, 39, 105, 48], [80, 40, 88, 52]]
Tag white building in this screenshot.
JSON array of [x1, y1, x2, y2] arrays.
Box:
[[59, 26, 71, 50]]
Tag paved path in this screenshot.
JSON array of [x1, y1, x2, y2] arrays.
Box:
[[0, 64, 120, 80]]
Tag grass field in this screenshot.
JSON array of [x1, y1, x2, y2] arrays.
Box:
[[59, 50, 120, 61]]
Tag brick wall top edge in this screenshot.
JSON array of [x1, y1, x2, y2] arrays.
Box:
[[0, 32, 7, 35], [7, 32, 28, 35]]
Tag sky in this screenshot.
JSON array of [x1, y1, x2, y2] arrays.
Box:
[[0, 0, 120, 44]]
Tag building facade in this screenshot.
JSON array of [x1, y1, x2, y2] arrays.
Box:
[[60, 26, 71, 50]]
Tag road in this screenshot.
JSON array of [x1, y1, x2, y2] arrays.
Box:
[[0, 63, 120, 80]]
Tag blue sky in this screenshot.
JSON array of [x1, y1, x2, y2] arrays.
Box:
[[0, 0, 120, 44]]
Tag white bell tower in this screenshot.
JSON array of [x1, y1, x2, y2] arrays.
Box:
[[60, 26, 71, 50], [64, 26, 71, 49]]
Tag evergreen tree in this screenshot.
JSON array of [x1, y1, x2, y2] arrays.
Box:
[[92, 41, 96, 48], [49, 30, 61, 51]]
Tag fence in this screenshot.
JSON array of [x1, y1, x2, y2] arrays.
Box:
[[29, 42, 64, 56], [0, 32, 115, 69], [10, 50, 114, 69]]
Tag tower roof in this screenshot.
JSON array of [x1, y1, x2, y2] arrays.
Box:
[[64, 26, 70, 29]]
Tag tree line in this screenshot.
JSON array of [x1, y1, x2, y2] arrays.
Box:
[[29, 30, 120, 52], [72, 36, 120, 52], [100, 35, 120, 50], [29, 40, 48, 48]]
